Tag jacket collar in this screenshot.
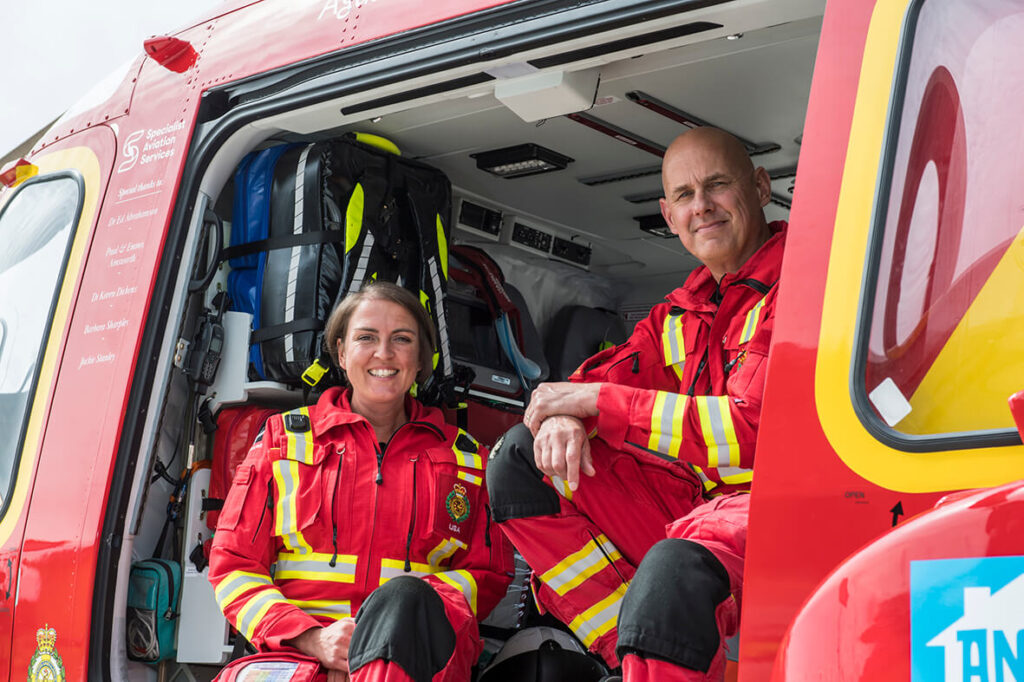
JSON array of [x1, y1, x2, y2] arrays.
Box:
[[668, 220, 787, 312], [307, 386, 447, 439]]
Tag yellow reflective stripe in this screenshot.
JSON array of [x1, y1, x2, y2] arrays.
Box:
[[568, 584, 628, 647], [214, 571, 274, 608], [550, 475, 573, 501], [718, 467, 754, 485], [380, 558, 437, 584], [427, 538, 467, 568], [453, 451, 484, 469], [456, 471, 482, 486], [539, 534, 622, 596], [345, 183, 364, 253], [692, 465, 718, 492], [436, 214, 449, 280], [648, 391, 687, 459], [235, 587, 291, 642], [661, 313, 686, 366], [283, 407, 315, 465], [739, 295, 768, 345], [435, 570, 478, 615], [290, 599, 352, 620], [272, 460, 312, 554], [275, 552, 357, 583], [695, 396, 740, 468]]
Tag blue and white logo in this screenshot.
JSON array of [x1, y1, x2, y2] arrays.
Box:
[[912, 556, 1024, 681]]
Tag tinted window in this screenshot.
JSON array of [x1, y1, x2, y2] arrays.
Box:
[[860, 1, 1024, 441], [0, 174, 82, 504]]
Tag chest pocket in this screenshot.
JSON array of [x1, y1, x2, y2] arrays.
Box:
[[724, 293, 771, 374], [271, 409, 328, 554], [421, 430, 485, 564]]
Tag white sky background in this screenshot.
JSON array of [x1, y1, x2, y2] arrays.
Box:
[[0, 0, 221, 156]]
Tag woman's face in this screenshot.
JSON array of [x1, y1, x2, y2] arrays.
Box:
[[337, 299, 422, 414]]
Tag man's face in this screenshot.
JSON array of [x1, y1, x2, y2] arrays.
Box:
[[659, 135, 771, 279]]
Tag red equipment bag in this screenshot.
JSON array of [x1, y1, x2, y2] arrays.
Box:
[[206, 405, 280, 531], [214, 651, 326, 682]]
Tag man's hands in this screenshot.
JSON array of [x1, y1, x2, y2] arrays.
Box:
[[286, 618, 356, 681], [524, 382, 601, 429], [524, 383, 602, 491]]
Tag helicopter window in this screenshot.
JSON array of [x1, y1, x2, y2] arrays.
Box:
[[0, 174, 82, 507], [857, 0, 1024, 444]]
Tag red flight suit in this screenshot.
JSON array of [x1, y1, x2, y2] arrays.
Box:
[[495, 223, 786, 679], [209, 387, 512, 681]]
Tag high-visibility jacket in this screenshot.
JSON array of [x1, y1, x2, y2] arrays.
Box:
[[208, 387, 512, 652], [572, 222, 786, 496]]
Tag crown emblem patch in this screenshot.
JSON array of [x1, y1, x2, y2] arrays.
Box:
[[446, 483, 471, 524], [28, 624, 65, 682]]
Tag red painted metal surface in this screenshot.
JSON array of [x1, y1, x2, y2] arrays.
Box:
[[773, 481, 1024, 680], [9, 0, 1022, 679], [739, 0, 879, 676]]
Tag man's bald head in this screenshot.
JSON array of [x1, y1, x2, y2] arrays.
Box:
[[662, 127, 755, 189], [659, 127, 772, 281]]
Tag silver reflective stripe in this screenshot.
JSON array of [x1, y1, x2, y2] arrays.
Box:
[[350, 232, 375, 291], [570, 591, 624, 646], [285, 408, 312, 464], [284, 144, 313, 362], [656, 392, 682, 454], [666, 315, 684, 364], [236, 588, 289, 641], [545, 543, 608, 595], [276, 554, 357, 582], [705, 397, 733, 462], [426, 256, 452, 375], [427, 539, 466, 568], [717, 466, 754, 482], [380, 564, 431, 583], [436, 570, 476, 613], [214, 571, 273, 608], [273, 460, 307, 552], [292, 599, 352, 620]]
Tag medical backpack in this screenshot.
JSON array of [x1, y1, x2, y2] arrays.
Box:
[[226, 134, 456, 399]]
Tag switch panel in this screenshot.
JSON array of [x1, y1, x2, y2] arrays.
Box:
[[511, 222, 553, 252]]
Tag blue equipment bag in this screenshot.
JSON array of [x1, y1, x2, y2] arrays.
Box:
[[126, 558, 181, 663]]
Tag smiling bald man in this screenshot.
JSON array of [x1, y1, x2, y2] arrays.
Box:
[[486, 127, 787, 681]]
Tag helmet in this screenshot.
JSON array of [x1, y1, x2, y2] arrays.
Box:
[[478, 626, 609, 682]]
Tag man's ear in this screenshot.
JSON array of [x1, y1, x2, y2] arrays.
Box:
[[659, 197, 681, 236], [754, 167, 771, 208]]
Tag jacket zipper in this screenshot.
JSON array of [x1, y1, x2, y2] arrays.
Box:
[[405, 456, 418, 572], [329, 444, 344, 567], [376, 420, 445, 486]]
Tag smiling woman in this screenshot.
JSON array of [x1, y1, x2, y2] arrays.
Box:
[[207, 279, 511, 681], [325, 281, 438, 440]]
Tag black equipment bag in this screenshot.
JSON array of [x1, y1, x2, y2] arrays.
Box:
[[226, 135, 455, 397]]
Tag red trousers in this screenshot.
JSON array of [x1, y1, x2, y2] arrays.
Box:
[[497, 438, 748, 678]]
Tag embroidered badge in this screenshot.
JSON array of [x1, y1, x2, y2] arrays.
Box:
[[28, 624, 65, 682], [446, 483, 471, 523]]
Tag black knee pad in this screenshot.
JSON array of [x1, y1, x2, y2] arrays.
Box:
[[615, 539, 731, 673], [349, 576, 456, 682], [486, 424, 561, 522]]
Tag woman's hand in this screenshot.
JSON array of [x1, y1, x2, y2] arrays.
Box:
[[286, 618, 357, 674]]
